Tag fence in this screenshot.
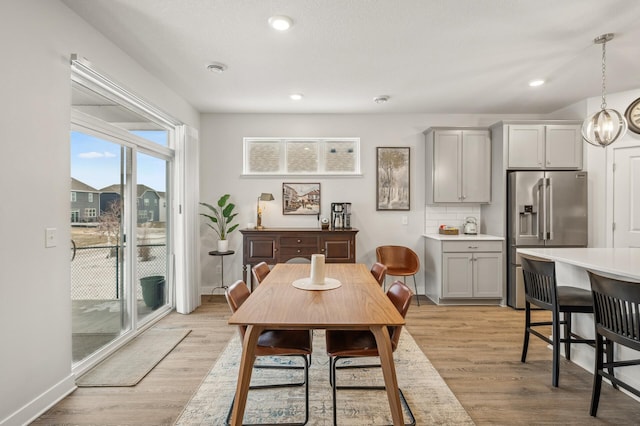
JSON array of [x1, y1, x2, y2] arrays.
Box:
[[70, 243, 167, 300]]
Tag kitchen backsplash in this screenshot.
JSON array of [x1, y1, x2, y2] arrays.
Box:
[[424, 205, 482, 234]]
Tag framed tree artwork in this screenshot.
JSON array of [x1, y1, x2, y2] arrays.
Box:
[[282, 182, 321, 215], [376, 147, 410, 210]]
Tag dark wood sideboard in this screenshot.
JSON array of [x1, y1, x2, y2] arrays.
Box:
[[240, 228, 358, 290]]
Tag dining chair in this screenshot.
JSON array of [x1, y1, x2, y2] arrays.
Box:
[[376, 245, 420, 305], [370, 262, 387, 287], [588, 271, 640, 416], [520, 256, 596, 387], [251, 261, 270, 285], [325, 280, 416, 426], [224, 280, 312, 425]]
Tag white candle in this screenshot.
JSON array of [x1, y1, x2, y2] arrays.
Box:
[[310, 254, 326, 285]]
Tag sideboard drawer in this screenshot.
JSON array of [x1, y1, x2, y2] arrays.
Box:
[[279, 246, 317, 256], [280, 236, 318, 247]]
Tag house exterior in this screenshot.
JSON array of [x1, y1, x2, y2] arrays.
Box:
[[99, 184, 160, 224], [70, 178, 100, 223]]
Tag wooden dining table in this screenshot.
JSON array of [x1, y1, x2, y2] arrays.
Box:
[[227, 262, 407, 425]]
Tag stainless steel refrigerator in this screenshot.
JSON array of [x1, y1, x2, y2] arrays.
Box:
[[507, 171, 588, 308]]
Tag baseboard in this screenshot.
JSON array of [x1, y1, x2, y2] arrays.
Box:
[[200, 285, 227, 296], [0, 374, 76, 426]]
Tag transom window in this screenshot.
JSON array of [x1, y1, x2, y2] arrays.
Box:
[[243, 138, 361, 176]]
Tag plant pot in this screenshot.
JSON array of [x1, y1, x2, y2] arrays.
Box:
[[140, 275, 165, 309], [217, 239, 229, 252]]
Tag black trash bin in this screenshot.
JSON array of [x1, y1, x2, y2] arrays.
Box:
[[140, 275, 165, 309]]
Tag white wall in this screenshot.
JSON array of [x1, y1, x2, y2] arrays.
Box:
[[0, 1, 198, 424], [198, 113, 541, 292]]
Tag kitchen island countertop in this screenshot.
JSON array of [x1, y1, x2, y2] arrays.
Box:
[[517, 247, 640, 282]]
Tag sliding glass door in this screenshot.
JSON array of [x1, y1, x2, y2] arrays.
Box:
[[70, 76, 175, 371]]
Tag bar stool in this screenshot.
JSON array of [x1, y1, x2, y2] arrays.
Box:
[[588, 271, 640, 416], [520, 256, 595, 387]]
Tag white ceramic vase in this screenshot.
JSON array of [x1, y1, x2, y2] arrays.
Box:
[[217, 239, 229, 252]]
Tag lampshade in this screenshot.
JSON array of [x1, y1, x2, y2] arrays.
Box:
[[582, 33, 627, 148], [259, 193, 274, 202]]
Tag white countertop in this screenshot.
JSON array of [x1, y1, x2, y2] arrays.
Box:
[[423, 233, 504, 241], [517, 247, 640, 281]]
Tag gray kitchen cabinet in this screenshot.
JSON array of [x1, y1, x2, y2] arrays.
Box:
[[424, 128, 491, 204], [424, 236, 504, 304], [507, 124, 582, 169]]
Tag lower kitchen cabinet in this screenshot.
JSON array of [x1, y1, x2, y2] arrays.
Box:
[[424, 235, 504, 304]]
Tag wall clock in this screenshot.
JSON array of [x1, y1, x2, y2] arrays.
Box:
[[625, 96, 640, 134]]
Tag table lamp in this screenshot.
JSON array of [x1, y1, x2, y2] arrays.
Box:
[[255, 193, 274, 229]]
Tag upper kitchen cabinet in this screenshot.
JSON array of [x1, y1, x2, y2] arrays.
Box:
[[505, 123, 583, 170], [424, 128, 491, 204]]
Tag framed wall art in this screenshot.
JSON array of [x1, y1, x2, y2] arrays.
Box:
[[282, 183, 321, 215], [376, 147, 410, 211]]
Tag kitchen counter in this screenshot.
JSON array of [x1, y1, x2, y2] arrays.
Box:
[[423, 233, 505, 241], [517, 247, 640, 281], [423, 233, 505, 305]]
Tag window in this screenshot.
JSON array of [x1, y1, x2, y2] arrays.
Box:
[[71, 210, 79, 222], [84, 208, 97, 218], [144, 198, 150, 207], [71, 192, 77, 202], [243, 138, 360, 176], [88, 193, 93, 202]]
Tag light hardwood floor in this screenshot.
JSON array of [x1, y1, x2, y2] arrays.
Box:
[[33, 295, 640, 425]]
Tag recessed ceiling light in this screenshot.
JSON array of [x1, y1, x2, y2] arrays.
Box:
[[528, 79, 545, 87], [290, 93, 303, 101], [373, 95, 390, 104], [206, 62, 227, 73], [268, 15, 293, 31]]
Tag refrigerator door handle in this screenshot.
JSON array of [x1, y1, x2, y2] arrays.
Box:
[[547, 177, 553, 240], [537, 178, 546, 240]]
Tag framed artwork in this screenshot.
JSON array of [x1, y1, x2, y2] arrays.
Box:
[[376, 147, 410, 211], [282, 183, 321, 215]]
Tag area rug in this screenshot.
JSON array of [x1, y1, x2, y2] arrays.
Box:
[[76, 327, 191, 387], [175, 330, 474, 425]]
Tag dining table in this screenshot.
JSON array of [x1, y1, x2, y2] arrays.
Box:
[[227, 262, 407, 425]]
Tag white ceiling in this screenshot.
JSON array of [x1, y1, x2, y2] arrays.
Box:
[[62, 0, 640, 115]]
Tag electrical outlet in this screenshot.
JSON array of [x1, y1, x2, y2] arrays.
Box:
[[216, 265, 222, 274], [401, 216, 408, 225]]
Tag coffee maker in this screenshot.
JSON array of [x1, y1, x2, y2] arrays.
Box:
[[331, 202, 352, 229]]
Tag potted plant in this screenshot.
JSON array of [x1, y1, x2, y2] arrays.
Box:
[[200, 194, 239, 252]]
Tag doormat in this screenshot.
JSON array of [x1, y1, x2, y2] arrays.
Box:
[[76, 328, 191, 387], [175, 330, 474, 425]]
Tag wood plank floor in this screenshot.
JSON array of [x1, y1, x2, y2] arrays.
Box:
[[33, 295, 640, 425]]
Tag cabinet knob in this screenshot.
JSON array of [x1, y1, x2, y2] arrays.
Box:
[[297, 249, 301, 253], [297, 239, 301, 243]]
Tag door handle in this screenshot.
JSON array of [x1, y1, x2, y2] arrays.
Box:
[[537, 179, 545, 240], [547, 178, 553, 240]]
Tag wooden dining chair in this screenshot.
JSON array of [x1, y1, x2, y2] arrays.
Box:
[[251, 261, 271, 285], [376, 245, 420, 305], [520, 256, 597, 387], [325, 280, 416, 425], [224, 280, 312, 425], [588, 271, 640, 416], [370, 262, 387, 287]]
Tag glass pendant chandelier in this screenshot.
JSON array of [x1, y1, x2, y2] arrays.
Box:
[[582, 33, 627, 148]]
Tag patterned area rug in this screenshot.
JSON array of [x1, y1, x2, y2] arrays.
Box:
[[175, 330, 474, 425]]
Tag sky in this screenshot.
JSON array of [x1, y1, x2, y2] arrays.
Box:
[[71, 130, 167, 192]]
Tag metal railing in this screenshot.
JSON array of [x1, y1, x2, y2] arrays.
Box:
[[70, 243, 167, 300]]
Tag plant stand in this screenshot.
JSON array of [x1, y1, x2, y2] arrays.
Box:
[[208, 250, 235, 293]]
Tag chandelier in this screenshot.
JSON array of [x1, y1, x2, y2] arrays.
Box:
[[581, 33, 627, 148]]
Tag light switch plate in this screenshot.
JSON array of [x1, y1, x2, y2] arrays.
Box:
[[45, 228, 57, 248]]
